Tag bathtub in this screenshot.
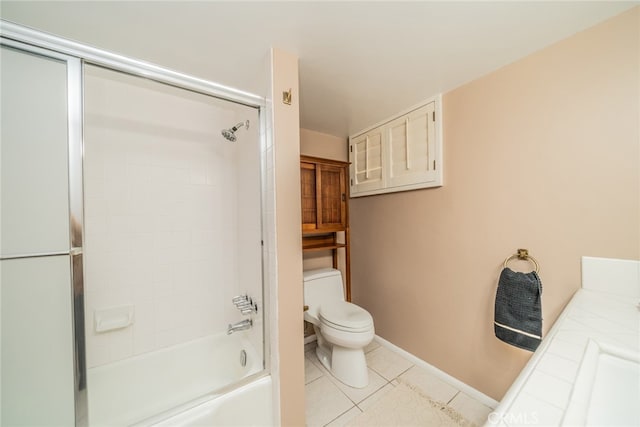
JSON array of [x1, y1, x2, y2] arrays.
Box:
[[151, 376, 273, 427], [87, 332, 268, 426]]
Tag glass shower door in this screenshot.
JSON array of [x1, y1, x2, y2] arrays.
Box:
[[0, 42, 85, 426]]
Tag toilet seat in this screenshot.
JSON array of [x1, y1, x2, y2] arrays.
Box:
[[319, 301, 373, 333]]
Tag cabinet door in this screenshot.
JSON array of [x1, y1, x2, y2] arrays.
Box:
[[387, 102, 437, 188], [349, 128, 384, 195], [0, 45, 70, 256], [301, 162, 318, 232], [316, 164, 346, 231], [1, 256, 76, 426]]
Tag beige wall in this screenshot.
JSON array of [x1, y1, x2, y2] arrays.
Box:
[[271, 49, 305, 425], [300, 128, 348, 162], [350, 8, 639, 400]]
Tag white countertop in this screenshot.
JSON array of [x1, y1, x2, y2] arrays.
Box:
[[488, 257, 640, 427]]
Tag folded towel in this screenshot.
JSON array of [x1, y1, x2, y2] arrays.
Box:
[[494, 267, 543, 351]]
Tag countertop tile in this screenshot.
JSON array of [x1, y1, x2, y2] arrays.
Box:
[[536, 352, 579, 384], [520, 371, 572, 409], [546, 338, 586, 363], [505, 392, 564, 427]]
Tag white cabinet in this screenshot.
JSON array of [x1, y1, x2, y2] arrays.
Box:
[[349, 95, 442, 197]]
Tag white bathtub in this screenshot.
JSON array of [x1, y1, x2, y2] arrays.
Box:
[[87, 332, 268, 426], [152, 376, 273, 427]]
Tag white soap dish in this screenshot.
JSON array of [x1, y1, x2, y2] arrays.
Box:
[[94, 305, 135, 333]]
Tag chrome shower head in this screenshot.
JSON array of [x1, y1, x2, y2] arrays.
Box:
[[221, 120, 249, 142], [221, 128, 237, 142]]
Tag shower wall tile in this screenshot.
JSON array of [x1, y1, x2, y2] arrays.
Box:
[[84, 66, 264, 370]]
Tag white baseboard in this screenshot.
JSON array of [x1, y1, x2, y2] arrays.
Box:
[[373, 335, 499, 409]]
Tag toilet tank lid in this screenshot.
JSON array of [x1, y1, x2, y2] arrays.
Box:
[[303, 268, 341, 281]]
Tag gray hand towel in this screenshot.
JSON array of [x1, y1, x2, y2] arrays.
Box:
[[494, 268, 543, 352]]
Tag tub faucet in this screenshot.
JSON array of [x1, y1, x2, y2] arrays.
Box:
[[227, 319, 252, 335]]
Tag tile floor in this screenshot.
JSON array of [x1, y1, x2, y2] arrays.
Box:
[[305, 339, 494, 427]]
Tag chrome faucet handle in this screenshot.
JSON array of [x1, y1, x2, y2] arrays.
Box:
[[241, 308, 254, 315], [232, 295, 248, 303]]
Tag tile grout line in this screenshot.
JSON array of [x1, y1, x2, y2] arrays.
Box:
[[322, 404, 358, 427], [446, 390, 460, 405], [305, 375, 325, 387]]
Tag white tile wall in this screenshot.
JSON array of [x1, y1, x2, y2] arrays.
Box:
[[83, 66, 264, 368], [582, 256, 640, 298]]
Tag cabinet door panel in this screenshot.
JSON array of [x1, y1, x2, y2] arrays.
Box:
[[350, 129, 384, 194], [1, 256, 75, 426], [388, 102, 437, 188], [0, 46, 70, 256], [317, 165, 346, 231]]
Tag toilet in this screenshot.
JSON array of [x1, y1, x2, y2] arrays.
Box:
[[303, 268, 375, 388]]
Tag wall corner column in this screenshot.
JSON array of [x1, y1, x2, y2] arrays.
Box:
[[270, 47, 304, 426]]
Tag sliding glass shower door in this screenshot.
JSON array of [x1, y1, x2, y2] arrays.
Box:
[[0, 42, 86, 426]]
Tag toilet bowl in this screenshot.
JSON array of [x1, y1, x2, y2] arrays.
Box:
[[303, 268, 375, 388]]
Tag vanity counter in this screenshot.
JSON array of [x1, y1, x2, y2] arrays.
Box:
[[488, 257, 639, 426]]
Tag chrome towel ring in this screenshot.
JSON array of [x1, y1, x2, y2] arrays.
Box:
[[503, 248, 539, 273]]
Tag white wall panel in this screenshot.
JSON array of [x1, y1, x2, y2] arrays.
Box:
[[1, 256, 75, 426], [0, 46, 70, 256]]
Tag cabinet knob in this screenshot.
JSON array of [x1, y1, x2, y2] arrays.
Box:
[[342, 193, 346, 202]]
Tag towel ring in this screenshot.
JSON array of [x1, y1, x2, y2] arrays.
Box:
[[503, 249, 539, 273]]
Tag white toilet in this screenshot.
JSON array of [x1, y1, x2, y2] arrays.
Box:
[[303, 268, 375, 388]]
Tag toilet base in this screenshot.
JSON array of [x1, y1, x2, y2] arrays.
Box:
[[314, 330, 369, 389], [331, 346, 369, 388]]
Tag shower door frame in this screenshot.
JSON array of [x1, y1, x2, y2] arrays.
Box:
[[1, 36, 86, 426], [1, 19, 271, 427]]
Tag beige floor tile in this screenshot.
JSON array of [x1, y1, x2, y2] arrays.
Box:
[[325, 406, 363, 427], [363, 339, 380, 354], [356, 383, 395, 411], [448, 392, 494, 426], [398, 365, 459, 403], [305, 353, 324, 384], [365, 345, 414, 381], [305, 376, 355, 427], [331, 368, 388, 404]]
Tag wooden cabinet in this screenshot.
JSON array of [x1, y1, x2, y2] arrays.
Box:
[[300, 155, 351, 301], [301, 159, 347, 233]]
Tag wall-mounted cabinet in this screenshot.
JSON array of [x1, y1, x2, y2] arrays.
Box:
[[349, 95, 443, 197], [301, 157, 348, 233], [300, 155, 351, 301]]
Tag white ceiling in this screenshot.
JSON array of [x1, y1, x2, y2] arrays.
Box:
[[1, 1, 637, 137]]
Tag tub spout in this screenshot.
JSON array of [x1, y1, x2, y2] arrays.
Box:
[[227, 319, 252, 335]]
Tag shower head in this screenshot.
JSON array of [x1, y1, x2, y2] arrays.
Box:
[[221, 120, 249, 142]]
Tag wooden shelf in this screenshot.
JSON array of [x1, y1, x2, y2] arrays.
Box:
[[303, 242, 347, 252], [302, 232, 346, 252]]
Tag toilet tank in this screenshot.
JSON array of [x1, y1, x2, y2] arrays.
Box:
[[303, 268, 345, 320]]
